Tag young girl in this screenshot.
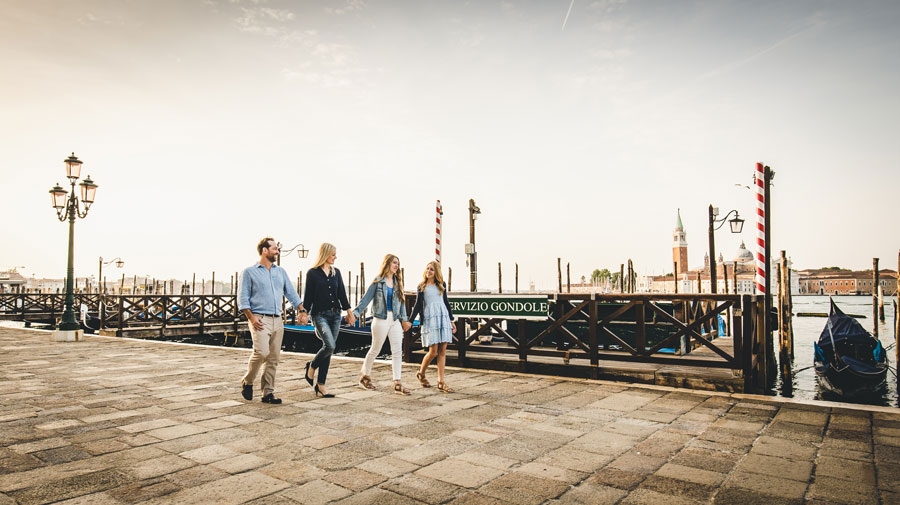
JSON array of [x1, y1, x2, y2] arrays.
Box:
[[352, 254, 413, 394], [302, 243, 353, 398], [409, 261, 456, 392]]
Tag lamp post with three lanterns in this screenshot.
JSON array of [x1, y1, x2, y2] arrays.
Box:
[[48, 153, 98, 341]]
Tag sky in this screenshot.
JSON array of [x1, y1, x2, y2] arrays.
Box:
[[1, 0, 899, 291]]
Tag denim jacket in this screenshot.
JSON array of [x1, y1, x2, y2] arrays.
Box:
[[352, 276, 408, 322]]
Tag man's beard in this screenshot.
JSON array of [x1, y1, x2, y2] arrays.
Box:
[[267, 253, 278, 263]]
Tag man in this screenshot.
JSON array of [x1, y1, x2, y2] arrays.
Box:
[[238, 237, 308, 404]]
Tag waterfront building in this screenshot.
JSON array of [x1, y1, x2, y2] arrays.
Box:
[[797, 269, 897, 295]]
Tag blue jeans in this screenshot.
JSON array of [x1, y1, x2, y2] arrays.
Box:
[[311, 309, 342, 384]]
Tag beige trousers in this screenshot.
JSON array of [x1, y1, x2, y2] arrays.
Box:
[[241, 314, 284, 396]]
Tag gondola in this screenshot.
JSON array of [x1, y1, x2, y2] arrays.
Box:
[[813, 299, 887, 396]]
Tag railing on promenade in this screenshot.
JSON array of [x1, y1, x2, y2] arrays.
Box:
[[402, 293, 768, 392], [0, 294, 244, 336]]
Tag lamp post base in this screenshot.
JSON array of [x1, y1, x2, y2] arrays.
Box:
[[53, 329, 84, 342]]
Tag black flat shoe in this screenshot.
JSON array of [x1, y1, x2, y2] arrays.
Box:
[[261, 393, 282, 404], [314, 384, 335, 398], [304, 362, 314, 387], [241, 384, 252, 401]]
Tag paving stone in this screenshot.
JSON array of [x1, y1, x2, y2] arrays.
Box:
[[476, 472, 569, 505], [357, 456, 420, 478], [180, 444, 241, 464], [163, 465, 232, 488], [736, 453, 813, 482], [381, 473, 464, 503], [330, 487, 425, 505], [589, 467, 647, 491], [279, 479, 351, 505], [608, 452, 667, 475], [724, 471, 808, 500], [712, 487, 802, 505], [620, 488, 701, 505], [553, 481, 627, 504], [815, 456, 876, 485], [108, 477, 180, 503], [639, 475, 716, 502], [416, 458, 504, 488], [807, 478, 880, 505], [655, 463, 725, 486], [8, 469, 130, 505], [130, 454, 196, 479], [211, 453, 271, 474], [446, 491, 515, 505]]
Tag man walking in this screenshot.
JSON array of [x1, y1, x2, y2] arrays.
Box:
[[239, 237, 308, 404]]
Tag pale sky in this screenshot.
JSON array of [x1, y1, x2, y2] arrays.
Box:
[[2, 0, 898, 290]]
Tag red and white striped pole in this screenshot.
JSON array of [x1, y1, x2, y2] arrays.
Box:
[[435, 200, 443, 263], [754, 162, 766, 294]]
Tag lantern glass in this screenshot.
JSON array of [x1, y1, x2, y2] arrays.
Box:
[[115, 259, 124, 268], [49, 184, 68, 209], [65, 153, 82, 180], [80, 176, 97, 204], [298, 246, 308, 259], [729, 216, 744, 234]]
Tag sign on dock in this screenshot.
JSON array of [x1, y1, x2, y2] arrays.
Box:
[[447, 294, 549, 320]]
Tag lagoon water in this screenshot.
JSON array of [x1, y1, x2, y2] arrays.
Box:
[[782, 295, 898, 407]]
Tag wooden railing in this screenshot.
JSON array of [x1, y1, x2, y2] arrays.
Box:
[[402, 293, 768, 392], [2, 292, 769, 391]]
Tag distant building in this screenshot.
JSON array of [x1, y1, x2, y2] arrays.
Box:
[[797, 269, 897, 295], [0, 270, 26, 293]]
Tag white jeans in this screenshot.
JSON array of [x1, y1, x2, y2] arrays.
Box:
[[362, 310, 403, 381]]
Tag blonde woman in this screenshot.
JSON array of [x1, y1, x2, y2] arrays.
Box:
[[409, 261, 456, 392], [302, 243, 353, 398], [352, 254, 413, 394]]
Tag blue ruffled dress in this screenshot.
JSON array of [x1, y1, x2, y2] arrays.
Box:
[[421, 284, 453, 347]]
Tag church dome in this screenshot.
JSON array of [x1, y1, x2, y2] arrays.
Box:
[[735, 241, 754, 263]]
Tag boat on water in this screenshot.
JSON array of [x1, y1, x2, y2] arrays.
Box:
[[813, 299, 888, 396]]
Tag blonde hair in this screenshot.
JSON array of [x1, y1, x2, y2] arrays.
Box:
[[418, 261, 445, 294], [311, 243, 337, 270], [373, 254, 404, 302]]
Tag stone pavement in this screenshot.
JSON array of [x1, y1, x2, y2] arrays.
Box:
[[1, 327, 899, 505]]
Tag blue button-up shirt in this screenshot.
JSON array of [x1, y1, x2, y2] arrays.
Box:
[[238, 263, 302, 316]]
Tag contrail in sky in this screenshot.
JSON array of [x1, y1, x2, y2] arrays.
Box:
[[561, 0, 575, 31]]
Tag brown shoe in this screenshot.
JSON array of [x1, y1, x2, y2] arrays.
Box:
[[416, 371, 431, 388], [436, 381, 454, 393], [393, 382, 411, 395], [358, 375, 376, 390]]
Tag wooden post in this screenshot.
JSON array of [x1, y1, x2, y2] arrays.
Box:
[[518, 319, 527, 372], [557, 258, 562, 293], [619, 264, 624, 293], [498, 263, 502, 294], [211, 272, 215, 295], [192, 273, 196, 295], [515, 263, 519, 293], [764, 166, 776, 379], [229, 275, 233, 295], [566, 262, 571, 293], [786, 260, 794, 358], [588, 293, 598, 379], [873, 258, 879, 338], [673, 261, 678, 294], [120, 273, 125, 294], [778, 251, 791, 385], [627, 259, 633, 293], [756, 295, 767, 389], [723, 263, 729, 294], [133, 275, 137, 294], [697, 275, 701, 294], [878, 285, 885, 322], [448, 267, 452, 292], [354, 275, 359, 306], [360, 262, 366, 321]]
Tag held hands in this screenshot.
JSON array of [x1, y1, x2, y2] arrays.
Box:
[[401, 321, 412, 332], [298, 313, 309, 325], [346, 311, 357, 326]]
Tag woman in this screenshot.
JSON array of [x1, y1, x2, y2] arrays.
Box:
[[352, 254, 413, 394], [409, 261, 456, 392], [302, 243, 353, 398]]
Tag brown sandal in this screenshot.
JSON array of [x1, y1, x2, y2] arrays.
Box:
[[358, 375, 376, 390], [393, 382, 411, 395], [416, 371, 431, 388], [436, 381, 454, 393]]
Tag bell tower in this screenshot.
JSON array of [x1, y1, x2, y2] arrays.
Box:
[[673, 209, 688, 276]]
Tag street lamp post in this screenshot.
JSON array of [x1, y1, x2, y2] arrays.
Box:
[[98, 257, 124, 294], [276, 242, 309, 266], [49, 153, 98, 341], [707, 205, 744, 294]]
